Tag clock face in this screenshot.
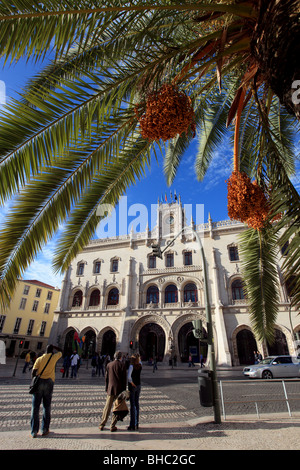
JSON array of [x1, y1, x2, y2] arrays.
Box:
[[166, 215, 174, 224]]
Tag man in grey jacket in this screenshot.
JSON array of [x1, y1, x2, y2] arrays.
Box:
[[99, 350, 127, 432]]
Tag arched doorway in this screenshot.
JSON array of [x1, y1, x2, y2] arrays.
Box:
[[178, 322, 208, 363], [267, 329, 289, 355], [101, 329, 116, 359], [236, 329, 257, 365], [64, 329, 76, 355], [139, 323, 165, 362], [81, 329, 96, 359]]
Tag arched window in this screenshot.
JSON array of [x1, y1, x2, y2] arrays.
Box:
[[165, 284, 178, 303], [146, 285, 159, 304], [107, 288, 119, 305], [231, 279, 245, 300], [184, 283, 198, 302], [72, 290, 83, 307], [89, 289, 100, 307]]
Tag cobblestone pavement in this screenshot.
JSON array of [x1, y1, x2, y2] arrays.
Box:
[[0, 380, 201, 431], [0, 360, 299, 452]]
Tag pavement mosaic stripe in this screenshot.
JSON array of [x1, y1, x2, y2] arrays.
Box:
[[0, 381, 197, 431]]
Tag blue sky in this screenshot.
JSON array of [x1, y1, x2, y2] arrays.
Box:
[[2, 57, 298, 288]]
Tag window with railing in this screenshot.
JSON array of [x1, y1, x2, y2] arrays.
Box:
[[23, 285, 30, 295], [14, 317, 22, 334], [165, 284, 178, 303], [184, 251, 193, 266], [229, 246, 239, 261], [146, 285, 159, 304], [148, 255, 156, 269], [94, 261, 101, 274], [40, 321, 47, 337], [35, 288, 41, 298], [19, 298, 27, 310], [72, 290, 83, 307], [231, 279, 245, 300], [89, 289, 100, 307], [166, 253, 174, 267], [44, 303, 50, 314], [0, 315, 6, 333], [183, 283, 198, 302], [107, 288, 119, 305], [77, 262, 85, 276], [27, 319, 34, 335]]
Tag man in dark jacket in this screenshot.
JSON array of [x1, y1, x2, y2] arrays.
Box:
[[99, 350, 127, 432]]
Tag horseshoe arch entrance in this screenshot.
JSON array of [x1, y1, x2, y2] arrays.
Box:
[[138, 323, 166, 362]]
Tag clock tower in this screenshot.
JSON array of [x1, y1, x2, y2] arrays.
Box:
[[155, 193, 185, 240]]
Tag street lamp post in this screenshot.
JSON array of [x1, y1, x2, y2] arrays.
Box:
[[151, 226, 221, 424]]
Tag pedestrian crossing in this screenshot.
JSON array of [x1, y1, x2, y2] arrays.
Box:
[[0, 382, 198, 431]]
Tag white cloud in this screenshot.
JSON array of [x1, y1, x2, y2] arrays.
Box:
[[23, 258, 63, 289], [0, 201, 64, 288], [202, 149, 232, 191], [22, 234, 65, 288], [0, 80, 5, 106]]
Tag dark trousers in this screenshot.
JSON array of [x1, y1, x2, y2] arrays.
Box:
[[129, 385, 141, 428], [30, 378, 54, 436]]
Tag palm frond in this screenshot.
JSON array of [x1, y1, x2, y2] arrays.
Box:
[[194, 75, 240, 181], [52, 133, 154, 272], [267, 155, 300, 308], [239, 227, 280, 344], [0, 0, 298, 347]]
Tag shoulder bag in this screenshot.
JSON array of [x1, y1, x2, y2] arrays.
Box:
[[29, 354, 53, 394]]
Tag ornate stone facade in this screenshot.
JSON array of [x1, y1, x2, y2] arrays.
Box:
[[49, 201, 300, 366]]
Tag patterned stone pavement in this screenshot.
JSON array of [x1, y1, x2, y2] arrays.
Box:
[[0, 381, 200, 431], [1, 360, 299, 452]]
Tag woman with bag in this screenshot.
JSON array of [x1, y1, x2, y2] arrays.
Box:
[[127, 354, 142, 431]]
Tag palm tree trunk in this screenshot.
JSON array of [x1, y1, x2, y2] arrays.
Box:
[[251, 0, 300, 120]]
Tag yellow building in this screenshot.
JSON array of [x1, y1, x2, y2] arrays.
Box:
[[0, 279, 60, 357]]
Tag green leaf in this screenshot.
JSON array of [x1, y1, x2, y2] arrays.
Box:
[[239, 227, 280, 344]]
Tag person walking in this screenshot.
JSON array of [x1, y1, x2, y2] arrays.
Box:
[[257, 351, 262, 362], [62, 353, 71, 378], [91, 352, 98, 377], [70, 350, 80, 378], [103, 354, 111, 371], [188, 354, 195, 367], [99, 351, 127, 432], [200, 354, 204, 368], [29, 352, 37, 371], [97, 354, 105, 377], [30, 344, 62, 438], [23, 351, 31, 373], [127, 354, 142, 431], [152, 355, 158, 373]]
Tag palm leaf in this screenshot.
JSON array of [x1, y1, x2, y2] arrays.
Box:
[[239, 227, 280, 344], [53, 133, 155, 272], [0, 0, 298, 348]]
